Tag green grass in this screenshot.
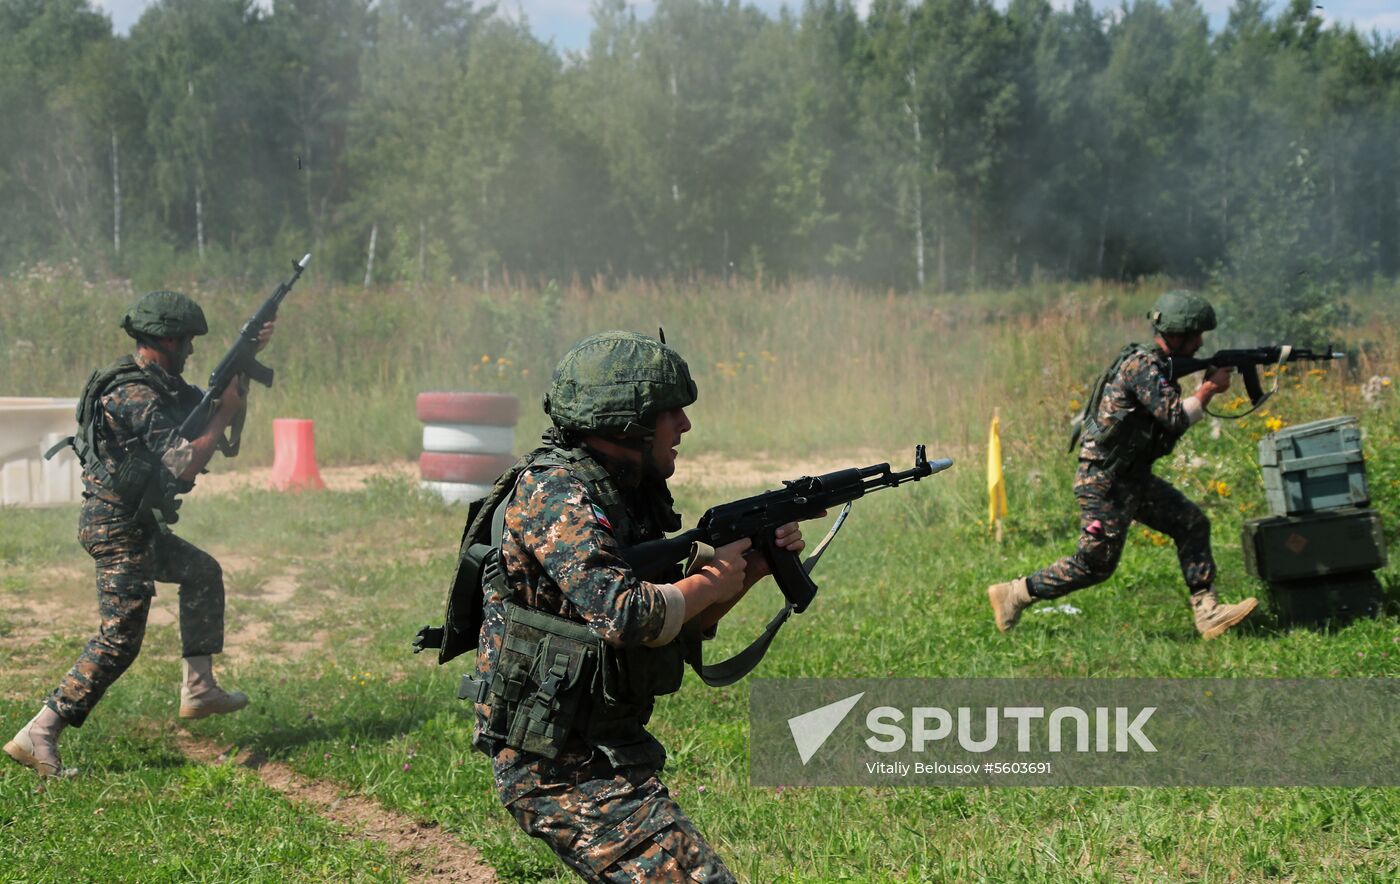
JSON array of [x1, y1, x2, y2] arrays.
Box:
[[2, 280, 1399, 880], [2, 468, 1397, 882], [0, 699, 409, 882]]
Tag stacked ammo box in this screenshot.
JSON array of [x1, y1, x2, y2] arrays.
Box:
[[1241, 416, 1388, 624]]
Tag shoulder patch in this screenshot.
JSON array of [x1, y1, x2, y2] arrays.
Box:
[[591, 504, 614, 533]]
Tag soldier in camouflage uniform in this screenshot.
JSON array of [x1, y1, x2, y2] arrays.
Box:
[[987, 291, 1258, 639], [470, 332, 812, 882], [5, 292, 272, 778]]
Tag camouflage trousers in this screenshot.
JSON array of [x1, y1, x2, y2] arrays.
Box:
[[46, 497, 225, 727], [1028, 460, 1215, 600], [493, 746, 736, 883]]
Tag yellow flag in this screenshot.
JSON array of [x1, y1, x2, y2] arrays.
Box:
[[988, 413, 1008, 528]]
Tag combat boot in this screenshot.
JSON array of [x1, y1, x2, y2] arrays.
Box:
[[987, 577, 1035, 632], [179, 655, 249, 719], [4, 706, 77, 778], [1191, 589, 1257, 640]]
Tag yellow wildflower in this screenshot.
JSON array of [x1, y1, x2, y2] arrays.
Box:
[[1264, 416, 1283, 433], [1214, 481, 1231, 498], [1070, 399, 1081, 410], [480, 354, 491, 364]]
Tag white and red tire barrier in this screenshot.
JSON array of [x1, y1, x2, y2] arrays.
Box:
[[416, 392, 518, 504]]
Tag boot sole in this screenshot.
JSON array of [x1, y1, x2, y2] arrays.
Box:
[[1199, 598, 1259, 640], [179, 702, 249, 720]]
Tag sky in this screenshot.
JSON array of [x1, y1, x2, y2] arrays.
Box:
[[94, 0, 1400, 55]]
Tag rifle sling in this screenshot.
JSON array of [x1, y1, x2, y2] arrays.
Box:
[[672, 538, 797, 687], [688, 603, 795, 688]]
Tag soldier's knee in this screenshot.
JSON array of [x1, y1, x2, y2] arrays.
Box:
[[1185, 506, 1211, 537], [1168, 504, 1211, 544], [95, 627, 146, 673], [1078, 525, 1124, 578], [198, 553, 223, 585]]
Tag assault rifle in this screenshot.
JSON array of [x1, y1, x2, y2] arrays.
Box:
[[621, 446, 954, 685], [1166, 345, 1343, 417], [177, 252, 311, 453]]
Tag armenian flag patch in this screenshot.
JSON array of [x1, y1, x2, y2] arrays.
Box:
[[591, 504, 614, 533]]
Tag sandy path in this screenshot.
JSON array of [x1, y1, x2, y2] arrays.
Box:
[[176, 732, 497, 883]]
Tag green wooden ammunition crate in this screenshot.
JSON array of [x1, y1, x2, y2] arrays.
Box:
[[1267, 572, 1385, 626], [1241, 506, 1387, 582], [1258, 416, 1368, 515]]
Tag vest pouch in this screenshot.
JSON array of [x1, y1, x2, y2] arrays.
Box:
[[111, 448, 157, 507], [1098, 413, 1156, 479], [601, 642, 686, 706], [490, 605, 600, 760]]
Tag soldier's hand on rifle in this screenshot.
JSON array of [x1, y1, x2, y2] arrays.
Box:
[[705, 538, 752, 603], [1199, 366, 1232, 396], [743, 515, 825, 586], [216, 374, 246, 417], [255, 321, 275, 353]]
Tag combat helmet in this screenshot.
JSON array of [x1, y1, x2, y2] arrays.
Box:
[[1147, 290, 1216, 335], [544, 331, 697, 439], [121, 291, 209, 340]]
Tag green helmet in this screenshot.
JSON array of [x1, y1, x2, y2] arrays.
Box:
[[544, 331, 698, 438], [1147, 290, 1216, 335], [121, 291, 209, 340]]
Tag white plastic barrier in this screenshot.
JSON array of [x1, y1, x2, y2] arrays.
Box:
[[422, 423, 515, 455], [0, 397, 83, 506]]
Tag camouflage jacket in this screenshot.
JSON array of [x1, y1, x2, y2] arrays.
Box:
[[1081, 343, 1199, 475], [473, 443, 687, 758], [83, 354, 200, 509]]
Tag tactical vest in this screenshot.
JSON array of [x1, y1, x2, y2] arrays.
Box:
[[47, 356, 197, 527], [422, 441, 687, 768], [1074, 343, 1180, 477]]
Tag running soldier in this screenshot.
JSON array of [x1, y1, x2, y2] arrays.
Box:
[[470, 331, 812, 882], [5, 292, 271, 778], [987, 291, 1258, 639]]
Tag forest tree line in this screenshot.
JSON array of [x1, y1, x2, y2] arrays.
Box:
[[3, 0, 1398, 294]]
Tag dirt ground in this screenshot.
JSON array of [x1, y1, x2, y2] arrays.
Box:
[[175, 732, 497, 883]]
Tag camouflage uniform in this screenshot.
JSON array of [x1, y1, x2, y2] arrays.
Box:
[[46, 354, 225, 727], [473, 443, 734, 884], [1029, 343, 1214, 599]]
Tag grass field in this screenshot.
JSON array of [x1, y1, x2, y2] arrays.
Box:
[[2, 275, 1398, 881]]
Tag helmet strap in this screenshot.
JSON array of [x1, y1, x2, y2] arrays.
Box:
[[137, 335, 186, 374]]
